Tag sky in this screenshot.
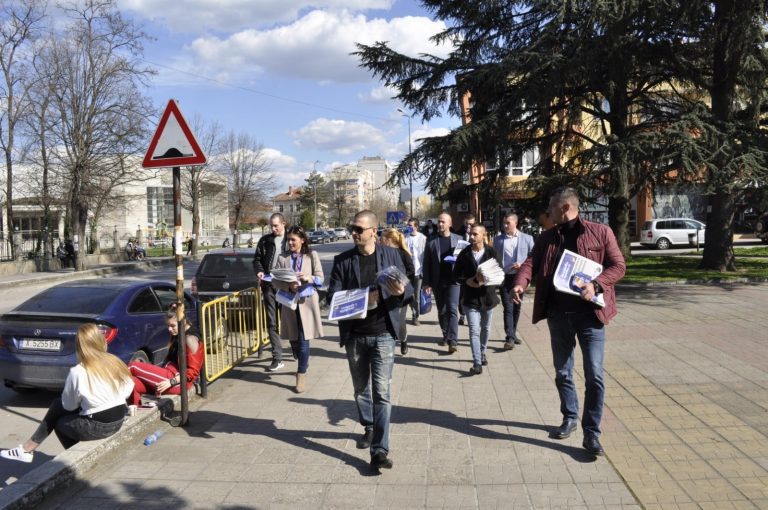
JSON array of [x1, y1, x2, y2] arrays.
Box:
[[117, 0, 457, 195]]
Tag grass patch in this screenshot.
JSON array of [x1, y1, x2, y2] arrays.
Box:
[[733, 246, 768, 257], [624, 256, 768, 284]]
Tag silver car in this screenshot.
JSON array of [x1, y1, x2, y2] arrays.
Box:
[[640, 218, 705, 250]]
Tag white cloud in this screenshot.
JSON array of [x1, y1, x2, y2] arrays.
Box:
[[293, 118, 387, 155], [180, 10, 449, 83], [120, 0, 395, 33], [358, 85, 398, 104]]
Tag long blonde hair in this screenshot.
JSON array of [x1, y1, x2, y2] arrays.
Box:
[[381, 228, 410, 255], [75, 324, 132, 392]]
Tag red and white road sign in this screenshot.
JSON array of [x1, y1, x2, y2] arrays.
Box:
[[142, 99, 207, 168]]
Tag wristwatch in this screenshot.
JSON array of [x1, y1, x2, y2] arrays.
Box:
[[592, 281, 603, 294]]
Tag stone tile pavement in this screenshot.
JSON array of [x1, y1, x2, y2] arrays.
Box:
[[36, 283, 768, 509]]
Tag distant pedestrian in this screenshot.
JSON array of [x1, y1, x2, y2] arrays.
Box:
[[253, 213, 288, 371], [422, 212, 462, 353], [327, 210, 412, 471], [185, 236, 193, 256], [493, 212, 534, 349], [222, 238, 230, 248], [0, 324, 132, 462], [454, 224, 500, 375], [405, 218, 427, 326], [274, 226, 324, 393], [380, 228, 415, 355], [512, 187, 625, 457]]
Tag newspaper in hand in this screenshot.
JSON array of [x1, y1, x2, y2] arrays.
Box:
[[444, 240, 470, 263], [553, 249, 605, 307], [476, 258, 505, 286], [328, 288, 369, 321]]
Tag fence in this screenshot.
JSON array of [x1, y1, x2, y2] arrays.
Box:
[[198, 288, 270, 389]]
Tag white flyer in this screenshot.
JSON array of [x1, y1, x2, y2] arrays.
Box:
[[552, 249, 605, 307], [328, 288, 369, 321]]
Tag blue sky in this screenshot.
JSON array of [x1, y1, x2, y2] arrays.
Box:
[[118, 0, 457, 194]]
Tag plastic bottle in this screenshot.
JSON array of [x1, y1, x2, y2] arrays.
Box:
[[143, 429, 164, 446]]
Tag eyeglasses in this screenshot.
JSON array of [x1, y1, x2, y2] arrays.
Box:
[[348, 225, 374, 235]]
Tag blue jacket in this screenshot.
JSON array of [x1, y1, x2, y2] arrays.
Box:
[[493, 230, 534, 274], [422, 233, 463, 288], [327, 244, 413, 345]]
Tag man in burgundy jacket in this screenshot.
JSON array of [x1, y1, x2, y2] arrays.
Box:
[[513, 187, 625, 457]]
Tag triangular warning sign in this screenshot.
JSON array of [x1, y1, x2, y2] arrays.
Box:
[[142, 99, 207, 168]]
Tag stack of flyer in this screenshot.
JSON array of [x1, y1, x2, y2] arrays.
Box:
[[328, 288, 369, 321], [266, 268, 299, 291], [477, 258, 506, 286], [553, 249, 605, 307]]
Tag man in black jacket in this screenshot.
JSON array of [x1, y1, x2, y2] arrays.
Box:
[[253, 213, 288, 371], [327, 210, 413, 471]]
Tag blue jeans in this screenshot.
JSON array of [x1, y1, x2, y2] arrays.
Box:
[[465, 307, 493, 366], [434, 283, 460, 346], [291, 310, 310, 374], [547, 311, 606, 437], [344, 334, 396, 455], [499, 274, 522, 341]]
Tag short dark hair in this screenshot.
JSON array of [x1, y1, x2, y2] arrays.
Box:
[[551, 187, 580, 208], [504, 212, 518, 222], [408, 217, 420, 227], [270, 213, 286, 224]]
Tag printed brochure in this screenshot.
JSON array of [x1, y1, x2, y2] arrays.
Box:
[[553, 249, 605, 307], [328, 288, 369, 321]]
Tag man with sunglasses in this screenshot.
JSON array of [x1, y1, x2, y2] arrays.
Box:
[[327, 210, 413, 471], [253, 213, 288, 371]]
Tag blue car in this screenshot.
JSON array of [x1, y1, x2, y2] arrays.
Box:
[[0, 279, 197, 391]]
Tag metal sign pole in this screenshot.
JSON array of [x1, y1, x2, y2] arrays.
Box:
[[173, 165, 189, 426]]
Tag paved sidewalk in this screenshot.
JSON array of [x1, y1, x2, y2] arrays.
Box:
[[20, 282, 766, 509]]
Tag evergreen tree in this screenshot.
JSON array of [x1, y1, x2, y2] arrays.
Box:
[[300, 170, 330, 228]]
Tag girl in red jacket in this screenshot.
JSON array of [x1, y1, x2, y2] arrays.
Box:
[[128, 306, 204, 406]]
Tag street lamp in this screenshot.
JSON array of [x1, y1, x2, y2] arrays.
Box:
[[397, 108, 414, 218], [313, 160, 320, 231]]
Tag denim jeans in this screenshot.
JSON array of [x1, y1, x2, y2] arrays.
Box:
[[410, 276, 422, 319], [261, 282, 283, 361], [434, 283, 460, 346], [290, 339, 310, 374], [465, 307, 493, 366], [32, 398, 125, 449], [499, 274, 522, 341], [547, 311, 606, 437], [344, 333, 396, 455]]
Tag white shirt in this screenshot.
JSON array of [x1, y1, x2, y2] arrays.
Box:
[[61, 364, 133, 416], [502, 231, 520, 274], [406, 231, 427, 277]]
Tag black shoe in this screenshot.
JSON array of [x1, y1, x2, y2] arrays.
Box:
[[503, 341, 515, 350], [356, 429, 373, 449], [514, 335, 522, 345], [481, 353, 488, 366], [583, 435, 605, 456], [400, 341, 409, 355], [458, 316, 465, 325], [370, 451, 393, 470], [267, 359, 284, 372], [553, 419, 577, 439], [438, 340, 446, 347], [469, 364, 482, 375], [448, 344, 458, 354]]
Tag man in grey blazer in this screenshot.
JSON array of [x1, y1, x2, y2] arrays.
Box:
[[493, 212, 534, 349], [422, 212, 463, 353]]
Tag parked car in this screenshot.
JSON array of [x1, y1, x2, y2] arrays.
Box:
[[755, 212, 768, 244], [308, 230, 328, 244], [640, 218, 706, 250], [333, 227, 350, 240], [324, 230, 337, 242], [192, 248, 257, 302], [0, 279, 197, 391]]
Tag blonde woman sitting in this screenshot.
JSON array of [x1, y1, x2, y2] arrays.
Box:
[[0, 324, 133, 463]]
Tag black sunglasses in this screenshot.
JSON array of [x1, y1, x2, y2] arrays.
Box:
[[348, 225, 374, 235]]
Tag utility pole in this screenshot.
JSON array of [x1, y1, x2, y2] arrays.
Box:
[[313, 160, 320, 231], [397, 109, 414, 218]]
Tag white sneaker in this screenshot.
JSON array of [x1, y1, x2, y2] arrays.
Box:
[[1, 445, 33, 463]]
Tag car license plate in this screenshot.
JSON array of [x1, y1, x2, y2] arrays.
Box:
[[20, 338, 62, 351]]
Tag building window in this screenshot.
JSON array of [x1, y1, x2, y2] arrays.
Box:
[[278, 205, 284, 213], [147, 187, 173, 230]]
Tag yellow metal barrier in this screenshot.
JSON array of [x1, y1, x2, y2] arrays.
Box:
[[199, 287, 269, 384]]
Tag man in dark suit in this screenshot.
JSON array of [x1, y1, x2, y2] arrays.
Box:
[[327, 210, 413, 471], [422, 212, 463, 353]]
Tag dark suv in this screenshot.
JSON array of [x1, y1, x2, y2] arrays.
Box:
[[191, 249, 257, 302]]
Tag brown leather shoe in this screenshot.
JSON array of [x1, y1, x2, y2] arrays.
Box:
[[503, 342, 515, 350]]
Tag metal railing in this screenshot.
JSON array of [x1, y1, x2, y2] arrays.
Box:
[[198, 287, 269, 387]]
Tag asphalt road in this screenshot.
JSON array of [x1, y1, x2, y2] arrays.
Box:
[[0, 240, 349, 487]]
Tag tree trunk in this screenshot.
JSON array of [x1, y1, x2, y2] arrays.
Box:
[[608, 194, 632, 259], [5, 150, 15, 258], [191, 180, 200, 255], [700, 191, 736, 271]]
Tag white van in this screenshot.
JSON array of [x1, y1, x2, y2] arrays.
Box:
[[640, 218, 705, 249]]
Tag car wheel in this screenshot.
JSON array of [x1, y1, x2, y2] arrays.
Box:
[[656, 237, 671, 250], [130, 350, 150, 364]]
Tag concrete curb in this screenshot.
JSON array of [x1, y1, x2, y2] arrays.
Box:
[[0, 397, 180, 510]]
